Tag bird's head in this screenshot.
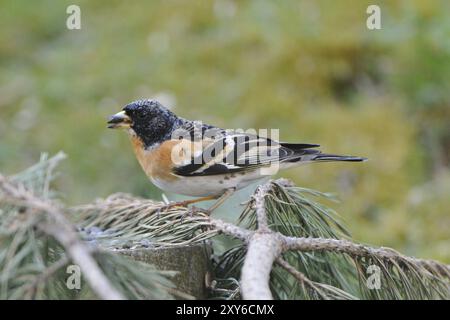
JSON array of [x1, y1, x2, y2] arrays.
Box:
[[108, 99, 179, 148]]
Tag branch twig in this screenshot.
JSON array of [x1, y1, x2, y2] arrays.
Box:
[[276, 257, 329, 300], [282, 236, 450, 277]]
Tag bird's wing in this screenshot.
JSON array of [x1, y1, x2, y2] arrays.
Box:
[[171, 130, 320, 177]]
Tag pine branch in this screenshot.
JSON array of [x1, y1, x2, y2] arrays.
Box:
[[2, 153, 449, 300], [74, 193, 217, 247], [24, 255, 70, 299], [0, 153, 178, 300], [275, 257, 356, 300], [282, 236, 450, 278], [241, 233, 282, 299], [0, 175, 125, 300], [76, 180, 449, 299], [209, 179, 450, 300]]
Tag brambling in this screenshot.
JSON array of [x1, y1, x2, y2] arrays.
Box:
[[108, 99, 366, 213]]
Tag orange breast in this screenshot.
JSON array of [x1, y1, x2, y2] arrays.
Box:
[[130, 136, 179, 182]]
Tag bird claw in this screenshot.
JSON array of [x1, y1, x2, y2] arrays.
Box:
[[190, 206, 211, 216], [155, 200, 212, 222], [155, 200, 191, 217], [180, 206, 211, 222]]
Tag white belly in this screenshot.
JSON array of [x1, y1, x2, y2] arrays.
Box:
[[150, 171, 266, 197]]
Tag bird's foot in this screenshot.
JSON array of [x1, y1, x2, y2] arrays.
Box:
[[189, 206, 211, 216], [180, 206, 211, 222], [155, 200, 191, 218]]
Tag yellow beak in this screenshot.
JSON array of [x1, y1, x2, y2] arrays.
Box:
[[107, 111, 132, 129]]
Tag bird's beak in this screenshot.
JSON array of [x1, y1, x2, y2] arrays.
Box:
[[107, 111, 131, 129]]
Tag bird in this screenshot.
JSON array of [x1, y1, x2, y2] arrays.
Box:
[[108, 99, 366, 213]]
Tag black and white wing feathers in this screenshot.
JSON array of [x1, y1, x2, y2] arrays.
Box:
[[172, 129, 320, 177]]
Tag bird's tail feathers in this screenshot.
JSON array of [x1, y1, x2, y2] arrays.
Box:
[[280, 143, 367, 163], [311, 153, 367, 162]]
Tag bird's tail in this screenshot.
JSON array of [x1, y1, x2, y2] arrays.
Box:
[[280, 143, 367, 163], [311, 153, 367, 162]]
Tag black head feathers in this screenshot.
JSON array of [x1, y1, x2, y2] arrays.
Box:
[[123, 99, 180, 148]]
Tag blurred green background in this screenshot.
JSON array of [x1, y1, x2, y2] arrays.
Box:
[[0, 0, 449, 262]]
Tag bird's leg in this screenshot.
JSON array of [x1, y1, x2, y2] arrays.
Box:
[[156, 195, 218, 215], [189, 188, 236, 216], [206, 188, 236, 213], [169, 195, 218, 208]]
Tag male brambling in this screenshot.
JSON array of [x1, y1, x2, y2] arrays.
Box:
[[108, 99, 366, 213]]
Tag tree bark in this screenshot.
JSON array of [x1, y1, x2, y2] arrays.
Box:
[[120, 243, 212, 299]]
